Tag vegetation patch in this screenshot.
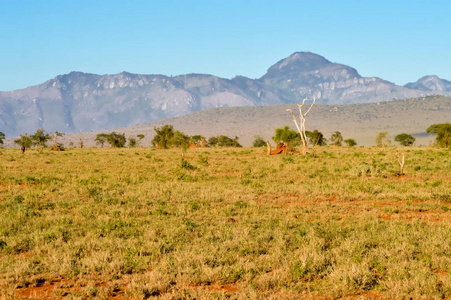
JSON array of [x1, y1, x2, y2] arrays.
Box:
[[0, 146, 450, 299]]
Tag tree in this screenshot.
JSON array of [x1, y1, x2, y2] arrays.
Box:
[[426, 123, 451, 135], [427, 123, 451, 148], [208, 135, 242, 147], [95, 134, 109, 147], [286, 97, 315, 155], [272, 126, 301, 150], [218, 135, 242, 147], [51, 131, 64, 151], [106, 132, 126, 148], [0, 132, 5, 145], [252, 136, 267, 147], [375, 132, 391, 147], [189, 135, 207, 147], [394, 133, 415, 146], [436, 127, 451, 148], [232, 136, 242, 147], [14, 134, 33, 153], [306, 130, 326, 147], [396, 153, 405, 175], [128, 137, 137, 148], [137, 134, 145, 147], [330, 131, 343, 146], [344, 138, 357, 147], [208, 136, 219, 147], [171, 130, 190, 156], [31, 128, 51, 152], [152, 125, 174, 149]]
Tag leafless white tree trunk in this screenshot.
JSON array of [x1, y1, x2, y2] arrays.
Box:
[[397, 153, 405, 174], [286, 97, 315, 155]]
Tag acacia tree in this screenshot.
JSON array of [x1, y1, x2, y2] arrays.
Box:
[[394, 133, 415, 146], [344, 138, 357, 147], [128, 137, 137, 148], [272, 126, 300, 150], [106, 132, 126, 148], [376, 132, 391, 147], [189, 135, 207, 147], [14, 134, 33, 153], [31, 128, 51, 152], [330, 131, 343, 146], [427, 123, 451, 148], [306, 130, 326, 147], [171, 130, 190, 156], [152, 125, 174, 149], [207, 135, 242, 147], [219, 135, 242, 147], [286, 97, 315, 155], [95, 134, 109, 147], [231, 136, 241, 147], [137, 134, 145, 147], [207, 136, 219, 147]]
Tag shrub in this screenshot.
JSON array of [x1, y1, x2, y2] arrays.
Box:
[[252, 136, 266, 147], [344, 138, 357, 147]]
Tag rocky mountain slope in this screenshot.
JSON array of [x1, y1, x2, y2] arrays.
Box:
[[1, 52, 449, 137]]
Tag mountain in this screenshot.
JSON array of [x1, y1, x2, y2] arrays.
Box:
[[0, 72, 283, 137], [404, 75, 451, 92], [1, 52, 450, 137], [258, 52, 436, 104]]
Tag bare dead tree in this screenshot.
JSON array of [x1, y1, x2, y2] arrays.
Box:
[[286, 97, 315, 155], [397, 153, 405, 175]]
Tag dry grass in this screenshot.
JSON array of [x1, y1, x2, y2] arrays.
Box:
[[0, 146, 450, 299]]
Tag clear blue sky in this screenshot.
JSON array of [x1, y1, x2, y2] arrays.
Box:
[[1, 0, 450, 91]]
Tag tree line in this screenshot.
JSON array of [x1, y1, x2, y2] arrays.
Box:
[[1, 123, 450, 152]]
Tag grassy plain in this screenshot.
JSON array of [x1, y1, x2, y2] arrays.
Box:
[[0, 146, 450, 299]]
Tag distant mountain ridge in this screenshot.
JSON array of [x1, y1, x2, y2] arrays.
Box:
[[404, 75, 451, 92], [1, 52, 450, 137]]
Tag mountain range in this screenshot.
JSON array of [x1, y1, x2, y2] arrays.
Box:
[[1, 52, 450, 137]]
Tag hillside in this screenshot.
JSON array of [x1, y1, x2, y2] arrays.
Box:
[[1, 52, 450, 137], [9, 95, 444, 148]]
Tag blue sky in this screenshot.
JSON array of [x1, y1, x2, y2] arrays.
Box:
[[0, 0, 450, 91]]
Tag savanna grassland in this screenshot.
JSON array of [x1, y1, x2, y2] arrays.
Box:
[[0, 146, 450, 299]]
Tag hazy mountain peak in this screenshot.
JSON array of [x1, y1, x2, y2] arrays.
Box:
[[405, 75, 451, 91], [278, 52, 331, 69], [260, 51, 362, 83], [264, 52, 331, 75]]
